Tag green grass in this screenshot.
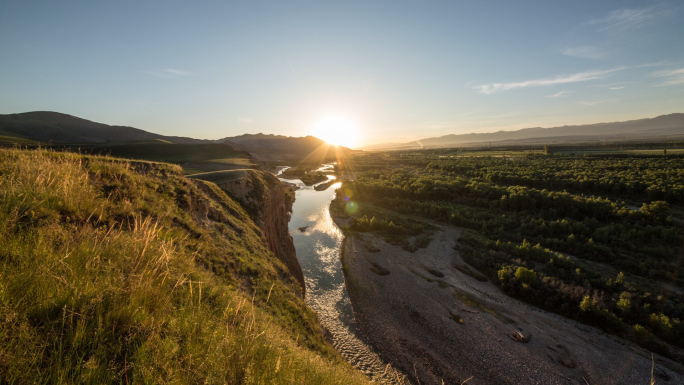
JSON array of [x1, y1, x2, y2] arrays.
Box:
[[410, 268, 435, 283], [454, 263, 489, 282], [187, 169, 251, 184], [450, 312, 465, 324], [0, 134, 39, 145], [370, 263, 390, 276], [0, 148, 370, 384], [64, 142, 258, 174]]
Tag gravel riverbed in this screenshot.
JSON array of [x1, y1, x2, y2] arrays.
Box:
[[337, 221, 684, 385]]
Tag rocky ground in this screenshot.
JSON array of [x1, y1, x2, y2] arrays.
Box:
[[337, 221, 684, 385]]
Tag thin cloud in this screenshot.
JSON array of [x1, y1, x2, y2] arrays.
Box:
[[133, 100, 161, 106], [579, 98, 620, 106], [238, 117, 254, 124], [651, 68, 684, 86], [608, 86, 625, 90], [144, 69, 193, 78], [561, 46, 608, 59], [546, 91, 569, 98], [474, 67, 627, 94], [588, 6, 669, 33], [164, 69, 191, 76]]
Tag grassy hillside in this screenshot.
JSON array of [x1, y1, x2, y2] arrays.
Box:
[[0, 148, 369, 384]]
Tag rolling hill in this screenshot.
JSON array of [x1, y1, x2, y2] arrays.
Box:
[[0, 111, 206, 144]]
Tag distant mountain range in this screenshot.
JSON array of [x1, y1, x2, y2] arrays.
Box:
[[0, 111, 352, 163], [363, 113, 684, 150], [5, 111, 682, 157]]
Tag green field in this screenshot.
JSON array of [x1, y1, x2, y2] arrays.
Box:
[[0, 135, 259, 174], [187, 169, 251, 184], [0, 134, 38, 145], [68, 142, 257, 174]]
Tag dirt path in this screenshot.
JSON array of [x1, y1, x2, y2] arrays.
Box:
[[339, 223, 684, 385]]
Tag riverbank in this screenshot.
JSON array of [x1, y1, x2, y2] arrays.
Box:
[[332, 213, 684, 384]]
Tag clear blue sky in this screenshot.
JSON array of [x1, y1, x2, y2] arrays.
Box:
[[1, 0, 682, 147]]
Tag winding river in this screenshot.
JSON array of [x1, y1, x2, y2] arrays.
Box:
[[278, 165, 401, 383]]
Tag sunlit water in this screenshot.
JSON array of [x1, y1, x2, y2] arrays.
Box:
[[280, 165, 401, 383]]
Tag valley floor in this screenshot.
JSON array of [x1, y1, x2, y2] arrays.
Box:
[[335, 219, 684, 385]]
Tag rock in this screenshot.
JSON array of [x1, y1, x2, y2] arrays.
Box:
[[509, 329, 532, 343]]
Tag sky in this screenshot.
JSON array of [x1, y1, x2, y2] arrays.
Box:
[[0, 0, 682, 147]]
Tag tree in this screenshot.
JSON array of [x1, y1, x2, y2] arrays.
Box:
[[633, 324, 650, 342], [641, 201, 669, 221], [514, 267, 537, 287], [580, 295, 597, 313], [617, 292, 632, 313]]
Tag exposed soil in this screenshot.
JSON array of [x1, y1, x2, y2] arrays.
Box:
[[336, 219, 684, 385]]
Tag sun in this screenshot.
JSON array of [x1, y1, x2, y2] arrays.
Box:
[[310, 115, 360, 148]]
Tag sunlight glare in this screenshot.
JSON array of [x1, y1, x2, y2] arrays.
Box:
[[310, 115, 360, 148]]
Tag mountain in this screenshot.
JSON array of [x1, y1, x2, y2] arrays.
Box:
[[0, 111, 207, 144], [0, 111, 353, 164], [218, 133, 355, 162], [363, 113, 684, 150]]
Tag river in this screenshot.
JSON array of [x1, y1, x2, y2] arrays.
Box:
[[278, 165, 402, 383]]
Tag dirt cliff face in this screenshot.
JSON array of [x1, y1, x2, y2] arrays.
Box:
[[215, 170, 305, 295]]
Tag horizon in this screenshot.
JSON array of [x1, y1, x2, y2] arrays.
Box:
[[1, 1, 683, 147], [3, 109, 681, 150]]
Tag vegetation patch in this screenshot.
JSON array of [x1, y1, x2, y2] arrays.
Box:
[[330, 193, 435, 253], [410, 269, 435, 283], [450, 312, 465, 324], [454, 263, 488, 282], [280, 167, 328, 186], [453, 288, 516, 325], [370, 263, 391, 276]]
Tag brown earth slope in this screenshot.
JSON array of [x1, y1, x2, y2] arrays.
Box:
[[193, 169, 305, 294]]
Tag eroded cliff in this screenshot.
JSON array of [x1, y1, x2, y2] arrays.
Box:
[[214, 169, 305, 294]]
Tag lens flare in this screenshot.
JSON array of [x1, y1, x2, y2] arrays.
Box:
[[345, 201, 358, 215]]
